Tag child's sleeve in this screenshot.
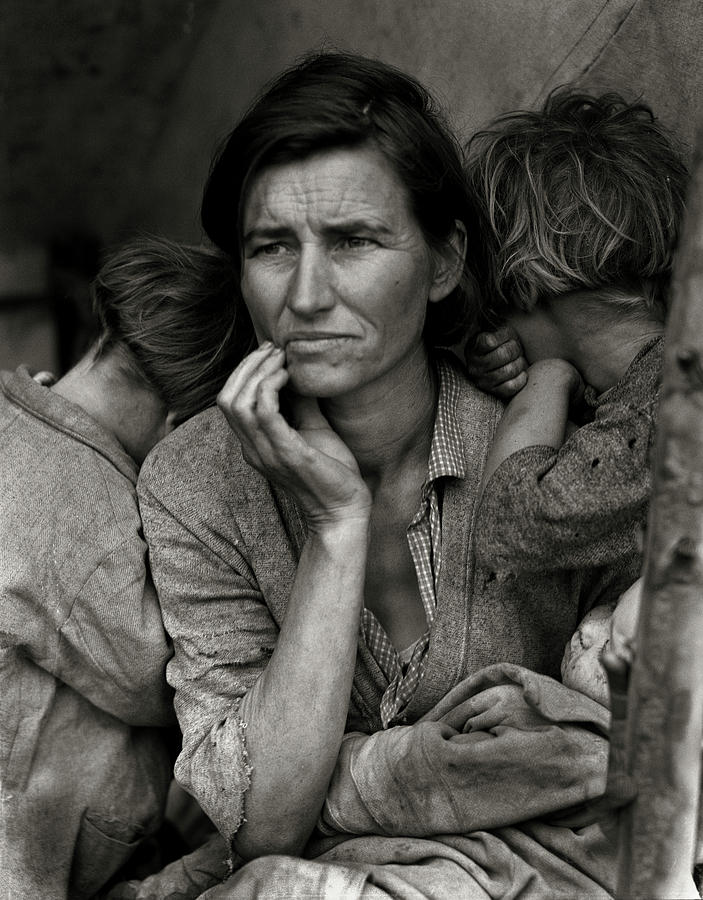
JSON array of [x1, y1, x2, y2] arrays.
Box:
[[475, 398, 655, 572]]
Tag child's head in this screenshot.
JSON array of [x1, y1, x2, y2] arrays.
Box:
[[91, 236, 255, 425], [466, 88, 689, 328]]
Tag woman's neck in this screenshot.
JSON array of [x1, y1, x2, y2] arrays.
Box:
[[319, 347, 438, 489]]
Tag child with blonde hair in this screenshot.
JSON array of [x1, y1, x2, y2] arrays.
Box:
[[464, 89, 688, 701]]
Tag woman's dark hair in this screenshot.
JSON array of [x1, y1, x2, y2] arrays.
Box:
[[466, 88, 689, 325], [92, 236, 254, 424], [201, 51, 482, 347]]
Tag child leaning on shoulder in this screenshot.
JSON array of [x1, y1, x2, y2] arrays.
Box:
[[463, 88, 689, 705]]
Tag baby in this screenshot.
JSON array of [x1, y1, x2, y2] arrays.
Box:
[[561, 578, 641, 705]]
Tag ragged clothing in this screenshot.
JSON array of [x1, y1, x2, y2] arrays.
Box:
[[0, 367, 175, 900], [137, 355, 640, 853], [475, 338, 662, 573], [198, 664, 654, 899]]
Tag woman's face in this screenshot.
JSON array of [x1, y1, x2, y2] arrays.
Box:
[[240, 145, 459, 398]]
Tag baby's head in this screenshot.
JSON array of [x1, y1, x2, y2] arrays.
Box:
[[561, 601, 615, 706], [561, 579, 643, 707], [466, 88, 689, 330]]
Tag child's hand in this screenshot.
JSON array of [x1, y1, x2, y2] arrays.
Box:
[[465, 325, 527, 401]]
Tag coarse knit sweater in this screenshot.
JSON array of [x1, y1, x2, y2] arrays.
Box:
[[0, 366, 176, 900], [475, 337, 662, 572], [138, 356, 640, 846]]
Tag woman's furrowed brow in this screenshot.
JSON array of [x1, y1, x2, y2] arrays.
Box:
[[244, 220, 395, 244], [243, 225, 291, 244], [322, 219, 394, 237]]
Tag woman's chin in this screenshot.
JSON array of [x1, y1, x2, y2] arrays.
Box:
[[286, 362, 354, 399]]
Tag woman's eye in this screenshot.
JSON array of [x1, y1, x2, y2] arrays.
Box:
[[258, 242, 286, 256], [340, 236, 374, 250]]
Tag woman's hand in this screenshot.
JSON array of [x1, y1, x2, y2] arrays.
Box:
[[217, 342, 371, 528], [217, 342, 372, 859], [465, 325, 528, 401]]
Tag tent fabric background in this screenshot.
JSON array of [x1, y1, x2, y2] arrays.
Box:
[[4, 1, 702, 254], [122, 0, 703, 245]]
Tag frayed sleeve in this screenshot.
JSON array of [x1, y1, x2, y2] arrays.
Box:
[[475, 399, 655, 572], [138, 445, 279, 845]]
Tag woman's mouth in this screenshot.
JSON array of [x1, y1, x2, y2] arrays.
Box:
[[285, 334, 354, 353]]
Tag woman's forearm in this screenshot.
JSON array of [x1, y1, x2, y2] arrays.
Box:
[[233, 515, 370, 859]]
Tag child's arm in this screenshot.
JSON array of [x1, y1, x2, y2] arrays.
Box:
[[479, 358, 583, 496], [475, 348, 658, 572]]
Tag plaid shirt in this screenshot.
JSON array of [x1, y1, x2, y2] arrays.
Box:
[[361, 358, 466, 727]]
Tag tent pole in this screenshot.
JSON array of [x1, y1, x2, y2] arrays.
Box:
[[615, 126, 703, 898]]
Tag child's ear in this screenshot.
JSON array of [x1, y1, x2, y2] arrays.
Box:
[[164, 410, 179, 436], [428, 220, 467, 304]]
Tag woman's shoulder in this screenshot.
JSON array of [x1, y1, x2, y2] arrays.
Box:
[[436, 351, 504, 443], [137, 405, 281, 524], [143, 406, 239, 472], [137, 405, 305, 578], [139, 406, 250, 499]]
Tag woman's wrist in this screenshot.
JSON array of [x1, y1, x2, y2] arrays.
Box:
[[305, 505, 372, 543]]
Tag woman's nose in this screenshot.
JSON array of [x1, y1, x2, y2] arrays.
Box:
[[285, 247, 335, 316]]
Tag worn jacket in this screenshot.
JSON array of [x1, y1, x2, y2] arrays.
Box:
[[0, 367, 176, 900], [138, 358, 640, 847], [476, 338, 662, 572]]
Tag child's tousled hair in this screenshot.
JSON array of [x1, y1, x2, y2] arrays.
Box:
[[92, 236, 254, 425], [466, 88, 689, 326]]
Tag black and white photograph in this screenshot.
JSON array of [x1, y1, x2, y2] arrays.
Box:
[[2, 2, 703, 897]]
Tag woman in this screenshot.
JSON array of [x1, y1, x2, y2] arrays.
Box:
[[0, 236, 248, 899], [138, 54, 639, 897]]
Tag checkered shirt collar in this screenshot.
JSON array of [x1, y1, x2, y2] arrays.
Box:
[[425, 356, 466, 487]]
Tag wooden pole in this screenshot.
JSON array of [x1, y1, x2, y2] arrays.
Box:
[[616, 128, 703, 898]]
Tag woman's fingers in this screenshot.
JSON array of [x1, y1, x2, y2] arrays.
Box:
[[216, 342, 370, 521], [218, 342, 279, 408], [218, 344, 285, 424], [255, 367, 290, 421], [220, 350, 316, 476], [216, 343, 291, 473]]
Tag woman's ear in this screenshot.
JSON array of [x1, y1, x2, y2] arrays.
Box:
[[428, 220, 467, 304]]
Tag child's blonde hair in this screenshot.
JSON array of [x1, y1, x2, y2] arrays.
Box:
[[466, 89, 689, 326]]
